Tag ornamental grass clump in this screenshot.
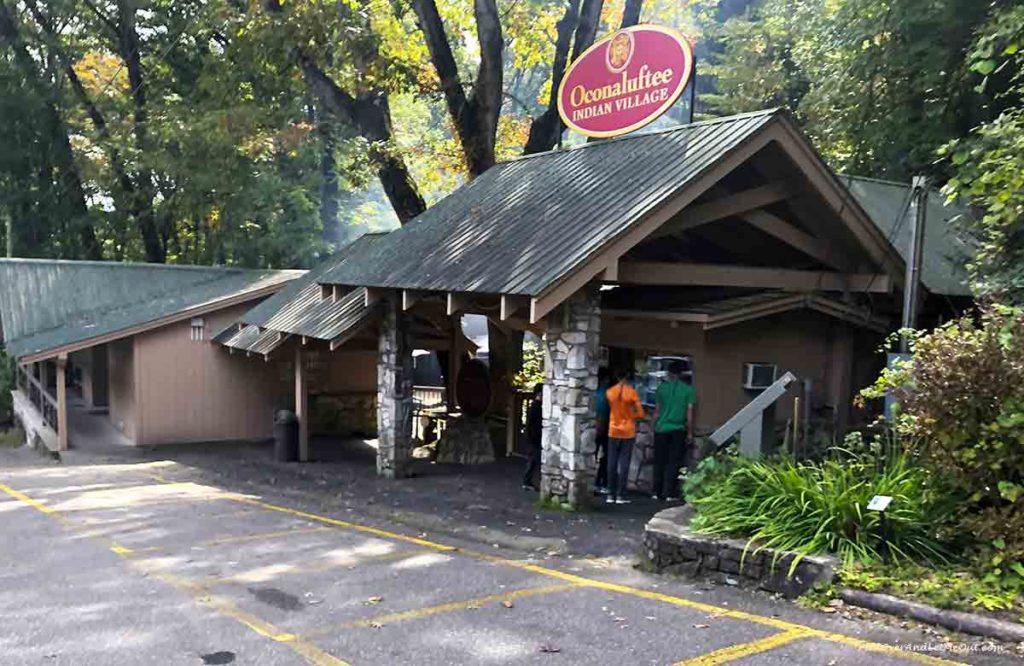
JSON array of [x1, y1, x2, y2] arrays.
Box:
[[689, 447, 951, 573]]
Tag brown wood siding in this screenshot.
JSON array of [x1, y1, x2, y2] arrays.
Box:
[[601, 310, 868, 432], [107, 338, 136, 442], [317, 350, 378, 393], [132, 303, 290, 446]]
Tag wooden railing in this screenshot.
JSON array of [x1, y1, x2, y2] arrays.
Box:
[[16, 364, 58, 433], [412, 385, 446, 411]]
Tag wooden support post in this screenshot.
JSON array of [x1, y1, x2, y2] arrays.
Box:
[[56, 354, 68, 451], [365, 287, 385, 307], [295, 345, 309, 462], [402, 290, 422, 311], [447, 315, 461, 413], [447, 292, 471, 316]]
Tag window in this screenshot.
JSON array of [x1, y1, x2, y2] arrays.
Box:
[[190, 317, 206, 341]]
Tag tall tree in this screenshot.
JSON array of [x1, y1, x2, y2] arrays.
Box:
[[702, 0, 993, 181], [942, 3, 1024, 304], [0, 0, 102, 259]]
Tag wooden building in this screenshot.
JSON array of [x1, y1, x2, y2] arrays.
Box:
[[2, 110, 972, 495], [0, 259, 308, 451]]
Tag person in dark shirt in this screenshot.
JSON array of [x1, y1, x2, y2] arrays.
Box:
[[594, 368, 611, 494], [522, 384, 544, 491]]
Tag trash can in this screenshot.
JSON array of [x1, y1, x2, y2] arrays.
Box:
[[273, 409, 299, 462]]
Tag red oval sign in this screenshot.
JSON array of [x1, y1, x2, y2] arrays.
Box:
[[557, 25, 694, 138]]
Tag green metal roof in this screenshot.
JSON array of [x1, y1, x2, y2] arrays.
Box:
[[318, 110, 782, 296], [0, 258, 302, 360], [841, 175, 973, 296]]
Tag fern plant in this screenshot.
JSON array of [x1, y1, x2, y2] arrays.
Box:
[[690, 442, 953, 574]]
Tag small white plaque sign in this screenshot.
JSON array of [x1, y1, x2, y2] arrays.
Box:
[[867, 495, 893, 512]]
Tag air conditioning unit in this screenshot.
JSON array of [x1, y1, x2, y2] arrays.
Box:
[[742, 363, 777, 390]]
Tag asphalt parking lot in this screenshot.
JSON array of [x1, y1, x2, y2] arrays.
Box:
[[0, 459, 1016, 666]]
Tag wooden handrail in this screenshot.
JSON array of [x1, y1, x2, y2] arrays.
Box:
[[20, 365, 57, 410], [17, 363, 58, 432]]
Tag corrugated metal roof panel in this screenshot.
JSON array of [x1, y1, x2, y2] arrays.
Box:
[[319, 110, 780, 296], [0, 259, 301, 360], [840, 175, 973, 296], [232, 234, 383, 343], [212, 324, 286, 356]]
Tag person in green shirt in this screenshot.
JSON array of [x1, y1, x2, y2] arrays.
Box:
[[652, 360, 696, 501]]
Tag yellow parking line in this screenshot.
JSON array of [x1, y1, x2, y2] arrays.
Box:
[[675, 629, 812, 665], [234, 496, 462, 553], [0, 482, 57, 514], [229, 494, 966, 666], [0, 482, 350, 666], [302, 583, 577, 639]]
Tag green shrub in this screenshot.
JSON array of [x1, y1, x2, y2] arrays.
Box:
[[840, 563, 1024, 619], [862, 306, 1024, 567], [690, 443, 952, 572], [682, 445, 737, 502]]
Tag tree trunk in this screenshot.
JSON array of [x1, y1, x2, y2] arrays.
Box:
[[524, 0, 579, 155], [117, 0, 164, 262], [297, 54, 426, 224], [570, 0, 603, 62], [410, 0, 503, 177], [523, 0, 605, 155], [620, 0, 644, 28], [317, 113, 340, 248]]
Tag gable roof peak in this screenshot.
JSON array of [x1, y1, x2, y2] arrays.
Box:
[[502, 108, 785, 166]]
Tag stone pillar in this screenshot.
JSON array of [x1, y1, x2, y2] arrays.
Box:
[[540, 286, 601, 509], [376, 295, 413, 478]]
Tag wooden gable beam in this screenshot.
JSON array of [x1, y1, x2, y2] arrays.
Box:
[[529, 124, 784, 324], [617, 261, 891, 293], [652, 182, 790, 239], [739, 209, 850, 271]]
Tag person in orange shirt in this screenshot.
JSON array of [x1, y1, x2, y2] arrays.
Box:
[[605, 368, 645, 504]]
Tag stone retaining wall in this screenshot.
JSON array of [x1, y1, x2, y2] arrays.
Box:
[[311, 392, 377, 438], [643, 506, 838, 598]]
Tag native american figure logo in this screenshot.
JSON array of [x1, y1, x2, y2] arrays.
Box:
[[605, 31, 635, 73]]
